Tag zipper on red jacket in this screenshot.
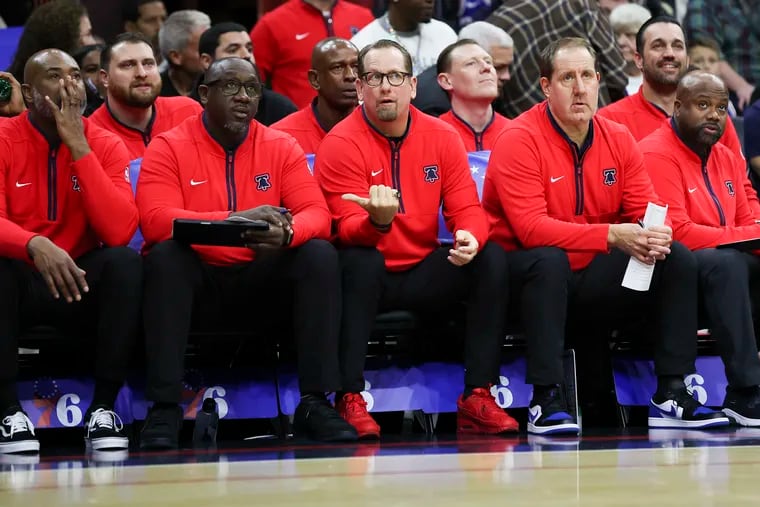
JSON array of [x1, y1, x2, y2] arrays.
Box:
[[451, 109, 493, 151], [322, 12, 336, 36], [701, 160, 726, 226], [389, 139, 405, 213], [572, 146, 584, 215], [47, 147, 58, 221], [225, 150, 237, 211], [546, 109, 593, 216]]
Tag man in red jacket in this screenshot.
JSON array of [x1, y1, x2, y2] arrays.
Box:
[[136, 57, 356, 448], [597, 15, 755, 212], [316, 40, 516, 438], [271, 37, 359, 155], [0, 49, 141, 454], [482, 38, 729, 431], [641, 71, 760, 426], [436, 39, 511, 152], [89, 32, 202, 160], [251, 0, 374, 108]]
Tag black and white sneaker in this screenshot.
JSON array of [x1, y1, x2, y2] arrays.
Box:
[[722, 386, 760, 427], [0, 408, 40, 454], [84, 407, 129, 451], [649, 387, 729, 429], [527, 386, 580, 435]]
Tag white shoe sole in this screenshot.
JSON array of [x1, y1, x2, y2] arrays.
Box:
[[527, 422, 580, 435], [722, 408, 760, 427], [86, 436, 129, 451], [0, 439, 40, 454], [648, 415, 730, 429]]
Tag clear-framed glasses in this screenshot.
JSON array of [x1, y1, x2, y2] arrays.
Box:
[[361, 71, 411, 87], [206, 79, 262, 98]]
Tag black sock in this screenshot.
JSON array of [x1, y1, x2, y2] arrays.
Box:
[[0, 380, 20, 415], [656, 375, 684, 396], [462, 385, 478, 399], [301, 392, 327, 401], [532, 384, 559, 399], [89, 379, 123, 415]]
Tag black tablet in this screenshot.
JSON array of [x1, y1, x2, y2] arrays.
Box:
[[716, 237, 760, 251], [172, 217, 270, 247]]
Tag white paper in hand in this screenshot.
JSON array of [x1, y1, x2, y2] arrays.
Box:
[[621, 202, 668, 291]]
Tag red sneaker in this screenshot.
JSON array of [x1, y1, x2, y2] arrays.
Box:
[[336, 393, 381, 439], [457, 387, 519, 434]]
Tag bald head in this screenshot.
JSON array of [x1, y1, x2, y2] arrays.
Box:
[[311, 37, 357, 68], [24, 49, 79, 84], [204, 56, 257, 83], [673, 71, 729, 150]]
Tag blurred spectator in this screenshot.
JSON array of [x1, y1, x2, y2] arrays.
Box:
[[351, 0, 457, 77], [684, 0, 758, 110], [413, 20, 513, 117], [7, 0, 97, 80], [123, 0, 167, 63], [199, 22, 297, 126], [688, 36, 736, 117], [251, 0, 373, 108], [271, 37, 359, 154], [609, 3, 651, 95], [72, 43, 106, 116], [487, 0, 626, 118], [158, 9, 210, 97]]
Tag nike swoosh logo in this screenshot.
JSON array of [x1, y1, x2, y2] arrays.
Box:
[[550, 176, 564, 183], [528, 406, 541, 422], [295, 32, 310, 41], [371, 169, 383, 177], [15, 181, 31, 188], [688, 187, 697, 193], [190, 179, 207, 186]]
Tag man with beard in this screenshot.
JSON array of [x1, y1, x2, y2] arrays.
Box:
[[89, 32, 202, 160], [598, 16, 756, 212], [316, 40, 517, 438], [350, 0, 457, 76], [0, 49, 142, 453], [640, 72, 760, 427], [436, 39, 511, 152], [271, 38, 359, 154], [136, 58, 356, 448]]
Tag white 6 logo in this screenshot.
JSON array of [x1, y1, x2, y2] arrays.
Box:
[[361, 380, 374, 411], [490, 376, 514, 408], [685, 374, 708, 405]]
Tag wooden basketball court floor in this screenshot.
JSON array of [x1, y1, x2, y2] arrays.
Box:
[[2, 429, 760, 506]]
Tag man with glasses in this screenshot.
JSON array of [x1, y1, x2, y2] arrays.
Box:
[[315, 40, 517, 438], [271, 37, 360, 155], [136, 57, 356, 449], [90, 32, 202, 160]]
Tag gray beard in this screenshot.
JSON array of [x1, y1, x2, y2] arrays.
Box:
[[223, 120, 249, 133]]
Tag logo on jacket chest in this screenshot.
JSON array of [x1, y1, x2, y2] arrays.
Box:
[[423, 165, 439, 183], [725, 180, 735, 196], [71, 175, 81, 192], [603, 168, 617, 186], [255, 173, 271, 191]]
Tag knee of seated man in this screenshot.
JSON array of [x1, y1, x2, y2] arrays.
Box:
[[294, 238, 338, 267], [530, 246, 572, 274], [696, 247, 747, 272]]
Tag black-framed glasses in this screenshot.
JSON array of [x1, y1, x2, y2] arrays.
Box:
[[206, 79, 262, 98], [361, 71, 411, 87]]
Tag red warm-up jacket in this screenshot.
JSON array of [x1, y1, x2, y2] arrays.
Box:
[[136, 113, 331, 265], [89, 96, 202, 159], [315, 106, 488, 271], [641, 121, 760, 249], [0, 112, 138, 261], [437, 110, 511, 152], [482, 102, 663, 271], [270, 99, 328, 154]]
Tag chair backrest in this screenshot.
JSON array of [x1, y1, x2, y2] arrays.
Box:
[[127, 158, 144, 252], [437, 150, 490, 244]]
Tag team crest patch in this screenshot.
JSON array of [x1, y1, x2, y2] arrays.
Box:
[[255, 173, 271, 191], [423, 165, 439, 183], [350, 25, 360, 36], [71, 175, 81, 192], [725, 180, 735, 196], [603, 168, 617, 186]]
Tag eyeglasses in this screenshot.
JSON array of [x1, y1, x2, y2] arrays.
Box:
[[361, 71, 411, 87], [206, 79, 262, 98]]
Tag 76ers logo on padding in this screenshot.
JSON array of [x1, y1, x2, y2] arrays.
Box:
[[254, 173, 271, 191], [725, 180, 735, 196], [603, 168, 617, 186], [423, 165, 439, 183]]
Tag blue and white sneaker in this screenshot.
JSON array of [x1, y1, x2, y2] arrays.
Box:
[[527, 386, 580, 435], [648, 388, 729, 429]]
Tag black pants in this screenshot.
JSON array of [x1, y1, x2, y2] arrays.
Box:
[[694, 248, 760, 388], [142, 239, 341, 403], [517, 243, 699, 385], [0, 247, 143, 410], [339, 243, 508, 393]]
